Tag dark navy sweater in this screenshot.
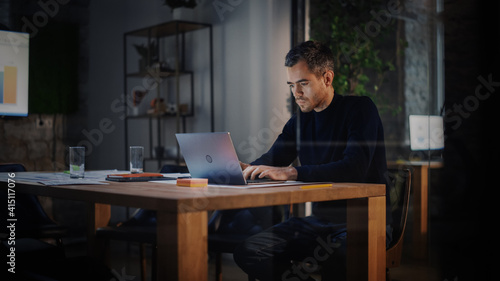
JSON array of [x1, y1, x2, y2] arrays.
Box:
[[252, 94, 392, 224]]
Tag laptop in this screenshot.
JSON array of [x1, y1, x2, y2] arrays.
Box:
[[175, 132, 280, 185]]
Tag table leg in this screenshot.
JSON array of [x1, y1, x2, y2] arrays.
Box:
[[412, 166, 428, 259], [86, 203, 111, 258], [156, 210, 208, 281], [347, 196, 386, 281]]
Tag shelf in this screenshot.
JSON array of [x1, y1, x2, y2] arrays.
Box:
[[124, 20, 213, 170], [125, 20, 211, 38], [145, 157, 178, 161], [126, 113, 193, 119], [126, 69, 193, 78]]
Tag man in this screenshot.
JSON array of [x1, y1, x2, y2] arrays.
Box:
[[233, 41, 392, 281]]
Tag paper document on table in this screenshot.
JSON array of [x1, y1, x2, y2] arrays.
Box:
[[0, 170, 126, 185], [37, 178, 109, 186]]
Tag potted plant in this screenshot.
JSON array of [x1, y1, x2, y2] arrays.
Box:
[[164, 0, 197, 12], [164, 0, 197, 20], [133, 40, 158, 72]]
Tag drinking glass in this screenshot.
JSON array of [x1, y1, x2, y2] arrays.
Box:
[[69, 146, 85, 178], [130, 146, 144, 173]]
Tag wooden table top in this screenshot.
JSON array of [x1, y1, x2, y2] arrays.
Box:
[[10, 179, 385, 213], [387, 160, 444, 169]]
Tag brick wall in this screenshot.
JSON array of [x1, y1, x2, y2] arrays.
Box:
[[0, 114, 66, 171]]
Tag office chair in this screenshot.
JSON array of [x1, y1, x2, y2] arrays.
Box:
[[289, 168, 411, 281], [96, 208, 157, 281], [386, 168, 412, 281], [208, 206, 289, 281], [0, 163, 68, 246], [1, 237, 113, 281], [96, 164, 188, 281]]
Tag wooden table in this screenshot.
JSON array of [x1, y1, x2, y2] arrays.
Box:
[[2, 175, 387, 281], [388, 160, 443, 260]]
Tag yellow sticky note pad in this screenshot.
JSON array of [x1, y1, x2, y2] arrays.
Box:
[[176, 178, 208, 188]]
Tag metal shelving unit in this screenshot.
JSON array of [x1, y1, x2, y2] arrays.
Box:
[[123, 20, 214, 170]]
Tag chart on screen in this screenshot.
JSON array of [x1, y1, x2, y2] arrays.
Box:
[[0, 29, 29, 117]]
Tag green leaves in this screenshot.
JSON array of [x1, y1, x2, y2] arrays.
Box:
[[310, 0, 406, 115]]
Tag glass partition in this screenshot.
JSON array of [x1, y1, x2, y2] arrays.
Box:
[[308, 0, 444, 162]]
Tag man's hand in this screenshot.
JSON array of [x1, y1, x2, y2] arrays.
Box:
[[239, 161, 250, 171], [241, 164, 298, 181]]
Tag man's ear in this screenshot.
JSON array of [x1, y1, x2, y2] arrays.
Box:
[[324, 70, 334, 86]]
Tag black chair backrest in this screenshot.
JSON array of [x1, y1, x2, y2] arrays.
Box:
[[0, 163, 27, 173], [159, 164, 189, 174], [386, 168, 411, 248], [0, 163, 57, 230]]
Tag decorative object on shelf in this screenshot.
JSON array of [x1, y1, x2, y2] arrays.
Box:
[[166, 102, 177, 115], [133, 90, 148, 106], [148, 98, 167, 115], [131, 90, 148, 116], [163, 57, 176, 71], [133, 40, 158, 72], [159, 60, 172, 72], [178, 103, 189, 115]]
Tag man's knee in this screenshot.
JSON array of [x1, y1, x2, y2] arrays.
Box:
[[233, 240, 256, 272], [233, 232, 284, 277], [232, 242, 246, 267]]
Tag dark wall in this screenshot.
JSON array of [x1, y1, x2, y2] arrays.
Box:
[[440, 0, 499, 279]]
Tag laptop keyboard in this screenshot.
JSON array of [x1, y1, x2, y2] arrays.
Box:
[[246, 178, 273, 184]]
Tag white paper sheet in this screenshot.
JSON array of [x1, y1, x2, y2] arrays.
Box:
[[0, 170, 128, 186]]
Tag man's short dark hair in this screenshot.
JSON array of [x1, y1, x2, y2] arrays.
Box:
[[285, 41, 335, 77]]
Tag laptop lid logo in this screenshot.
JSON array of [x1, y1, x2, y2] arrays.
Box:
[[206, 155, 213, 163]]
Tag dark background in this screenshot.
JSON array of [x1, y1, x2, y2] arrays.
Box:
[[440, 0, 499, 279]]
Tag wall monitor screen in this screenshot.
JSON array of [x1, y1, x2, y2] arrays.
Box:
[[0, 29, 29, 117]]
